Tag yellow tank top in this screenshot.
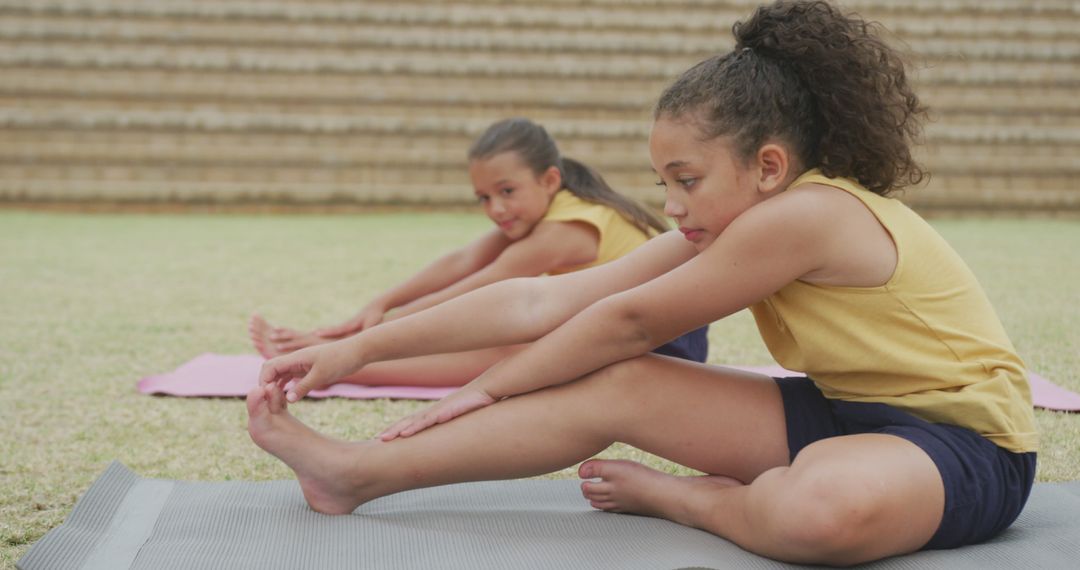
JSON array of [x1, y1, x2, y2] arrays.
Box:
[[750, 170, 1037, 453], [542, 190, 653, 275]]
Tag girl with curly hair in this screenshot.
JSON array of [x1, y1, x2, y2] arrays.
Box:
[[248, 2, 1036, 564]]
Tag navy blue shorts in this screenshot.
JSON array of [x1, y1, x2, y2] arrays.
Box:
[[652, 325, 709, 363], [775, 376, 1036, 550]]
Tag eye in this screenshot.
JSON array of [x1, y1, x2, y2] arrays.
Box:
[[476, 195, 490, 203], [500, 187, 514, 196], [678, 177, 697, 189], [654, 179, 667, 188]]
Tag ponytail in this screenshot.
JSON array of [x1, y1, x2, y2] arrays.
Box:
[[469, 118, 668, 234], [560, 157, 670, 235], [655, 0, 927, 195]]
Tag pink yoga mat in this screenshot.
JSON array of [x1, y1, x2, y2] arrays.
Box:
[[138, 353, 455, 400], [138, 353, 1080, 411]]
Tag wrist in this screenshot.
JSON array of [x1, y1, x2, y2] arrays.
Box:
[[466, 372, 502, 401], [343, 331, 371, 369], [361, 298, 389, 315]]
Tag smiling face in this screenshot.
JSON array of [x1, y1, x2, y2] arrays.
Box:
[[469, 151, 562, 240], [650, 116, 783, 251]]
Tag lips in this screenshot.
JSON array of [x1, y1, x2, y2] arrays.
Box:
[[679, 227, 702, 241]]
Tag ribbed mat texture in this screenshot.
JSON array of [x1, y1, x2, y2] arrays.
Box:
[[18, 463, 1080, 570]]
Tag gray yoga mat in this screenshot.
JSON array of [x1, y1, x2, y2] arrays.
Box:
[[18, 462, 1080, 570]]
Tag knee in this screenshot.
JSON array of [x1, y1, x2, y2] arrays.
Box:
[[763, 471, 878, 560], [576, 356, 652, 397]]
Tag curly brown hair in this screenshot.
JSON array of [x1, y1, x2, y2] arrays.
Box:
[[655, 0, 928, 195]]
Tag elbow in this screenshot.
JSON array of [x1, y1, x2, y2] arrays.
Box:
[[596, 295, 655, 354], [508, 277, 558, 339]]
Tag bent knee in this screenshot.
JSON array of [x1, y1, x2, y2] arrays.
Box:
[[764, 471, 883, 559], [575, 356, 655, 395]]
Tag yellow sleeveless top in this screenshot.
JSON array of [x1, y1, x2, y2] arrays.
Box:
[[750, 170, 1037, 453], [542, 190, 654, 275]]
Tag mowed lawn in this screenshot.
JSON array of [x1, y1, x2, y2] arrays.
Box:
[[1, 210, 1077, 565]]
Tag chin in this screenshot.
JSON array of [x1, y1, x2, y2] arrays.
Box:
[[694, 237, 717, 252]]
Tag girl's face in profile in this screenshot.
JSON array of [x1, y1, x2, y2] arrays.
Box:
[[649, 117, 762, 252], [469, 151, 562, 240]]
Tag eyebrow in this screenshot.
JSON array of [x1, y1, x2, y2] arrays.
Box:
[[648, 158, 691, 172], [475, 179, 513, 194]]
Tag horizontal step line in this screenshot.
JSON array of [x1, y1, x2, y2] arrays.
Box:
[[5, 161, 1076, 177], [3, 32, 1079, 61], [0, 1, 1076, 28], [6, 92, 1080, 117]]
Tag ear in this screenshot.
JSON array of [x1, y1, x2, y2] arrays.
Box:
[[755, 143, 789, 194], [539, 165, 563, 196]]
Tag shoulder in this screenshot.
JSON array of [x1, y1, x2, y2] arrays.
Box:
[[542, 191, 610, 238], [712, 182, 873, 279], [545, 191, 617, 222], [730, 182, 851, 243], [503, 218, 599, 271], [543, 190, 587, 217], [742, 181, 898, 287], [529, 218, 599, 243]]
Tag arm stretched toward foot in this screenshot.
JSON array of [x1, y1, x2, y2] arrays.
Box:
[[380, 192, 838, 439], [308, 229, 513, 341], [259, 231, 696, 401]]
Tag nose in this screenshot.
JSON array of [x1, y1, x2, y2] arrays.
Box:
[[488, 197, 506, 217], [663, 195, 685, 219]]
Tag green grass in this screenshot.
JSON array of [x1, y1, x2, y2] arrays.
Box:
[[1, 211, 1077, 566]]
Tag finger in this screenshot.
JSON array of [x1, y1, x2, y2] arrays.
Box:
[[263, 358, 310, 390], [381, 410, 434, 440], [398, 413, 438, 438], [378, 427, 400, 442], [266, 383, 288, 413], [361, 314, 382, 330], [275, 339, 307, 353], [285, 367, 326, 403], [313, 324, 334, 335], [269, 327, 297, 342], [378, 417, 414, 442], [258, 356, 299, 386]]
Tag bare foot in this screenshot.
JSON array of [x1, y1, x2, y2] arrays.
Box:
[[248, 313, 283, 359], [578, 459, 742, 528], [249, 313, 334, 357], [246, 384, 370, 514]]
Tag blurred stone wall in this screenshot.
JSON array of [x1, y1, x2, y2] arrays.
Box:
[[2, 0, 1077, 212]]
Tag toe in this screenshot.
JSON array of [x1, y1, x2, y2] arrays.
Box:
[[246, 386, 267, 417], [589, 500, 619, 511], [267, 384, 287, 413], [578, 459, 605, 479], [580, 480, 613, 497]]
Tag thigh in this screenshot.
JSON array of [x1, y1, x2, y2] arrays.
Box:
[[564, 354, 790, 483]]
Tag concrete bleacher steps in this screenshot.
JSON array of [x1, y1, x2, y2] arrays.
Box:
[[2, 0, 1077, 212]]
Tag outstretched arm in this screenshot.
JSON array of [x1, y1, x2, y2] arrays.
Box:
[[260, 230, 697, 401], [387, 220, 600, 320], [381, 192, 836, 439], [312, 229, 511, 338]]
